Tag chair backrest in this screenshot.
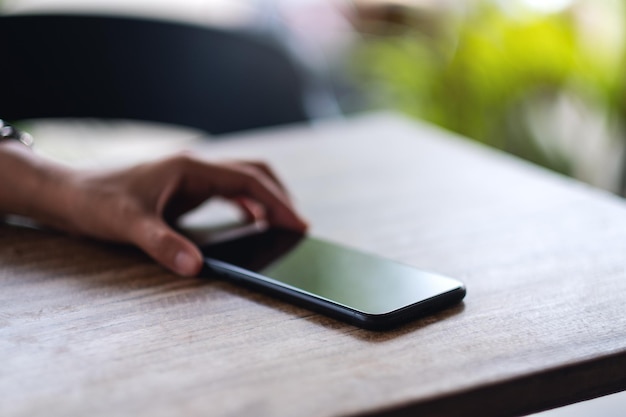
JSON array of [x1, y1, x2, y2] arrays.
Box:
[[0, 13, 312, 134]]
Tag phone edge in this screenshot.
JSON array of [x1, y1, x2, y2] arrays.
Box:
[[200, 258, 466, 331]]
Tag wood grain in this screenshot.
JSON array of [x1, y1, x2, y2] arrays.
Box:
[[2, 113, 626, 417]]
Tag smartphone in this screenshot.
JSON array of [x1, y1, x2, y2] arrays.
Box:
[[198, 227, 466, 330]]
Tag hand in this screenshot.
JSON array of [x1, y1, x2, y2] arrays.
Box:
[[64, 154, 308, 276], [0, 144, 307, 276]]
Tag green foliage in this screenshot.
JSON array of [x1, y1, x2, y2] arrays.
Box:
[[353, 2, 626, 175]]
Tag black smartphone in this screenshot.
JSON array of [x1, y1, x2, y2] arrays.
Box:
[[198, 227, 466, 330]]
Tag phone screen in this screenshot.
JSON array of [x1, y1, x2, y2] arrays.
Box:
[[199, 228, 465, 329]]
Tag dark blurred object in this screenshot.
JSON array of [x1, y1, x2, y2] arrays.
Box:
[[0, 13, 320, 135]]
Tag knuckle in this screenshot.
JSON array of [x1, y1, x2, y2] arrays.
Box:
[[250, 160, 269, 169], [145, 226, 176, 252], [169, 153, 195, 167]]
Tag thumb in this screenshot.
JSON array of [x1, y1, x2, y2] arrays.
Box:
[[133, 217, 203, 276]]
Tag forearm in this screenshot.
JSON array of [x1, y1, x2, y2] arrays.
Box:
[[0, 141, 76, 230]]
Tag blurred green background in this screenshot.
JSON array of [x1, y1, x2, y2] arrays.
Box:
[[350, 0, 626, 194]]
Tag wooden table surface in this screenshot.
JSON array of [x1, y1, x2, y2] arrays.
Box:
[[2, 113, 626, 417]]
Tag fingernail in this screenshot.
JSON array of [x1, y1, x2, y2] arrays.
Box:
[[174, 250, 198, 276]]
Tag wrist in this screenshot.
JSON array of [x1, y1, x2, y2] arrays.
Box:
[[0, 141, 77, 229]]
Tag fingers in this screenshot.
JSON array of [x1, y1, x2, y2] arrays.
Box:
[[132, 216, 204, 276], [228, 160, 290, 196], [222, 166, 308, 231], [134, 156, 308, 276], [182, 157, 308, 232], [233, 196, 266, 223], [80, 155, 308, 277]]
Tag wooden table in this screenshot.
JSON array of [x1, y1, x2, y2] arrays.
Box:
[[2, 113, 626, 417]]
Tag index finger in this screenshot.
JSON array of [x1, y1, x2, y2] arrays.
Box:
[[184, 159, 308, 232]]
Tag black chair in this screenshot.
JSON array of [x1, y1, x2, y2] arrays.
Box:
[[0, 13, 317, 135]]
